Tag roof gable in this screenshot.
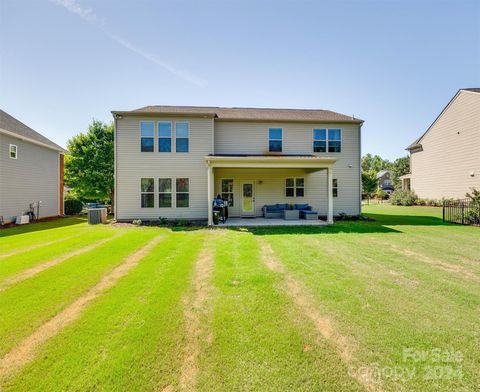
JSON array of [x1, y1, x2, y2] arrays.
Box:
[[0, 110, 65, 152], [407, 88, 480, 150]]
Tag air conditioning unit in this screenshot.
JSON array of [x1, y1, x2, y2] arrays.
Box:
[[16, 215, 30, 225]]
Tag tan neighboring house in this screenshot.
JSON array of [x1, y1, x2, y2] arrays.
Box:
[[402, 88, 480, 199], [0, 110, 66, 224], [112, 106, 364, 225]]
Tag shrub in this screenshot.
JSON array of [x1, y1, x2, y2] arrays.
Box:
[[390, 189, 418, 206], [64, 199, 83, 215], [132, 219, 142, 226], [373, 189, 389, 200]]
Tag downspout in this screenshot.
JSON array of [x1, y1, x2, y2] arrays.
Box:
[[358, 122, 363, 215], [114, 115, 118, 219]]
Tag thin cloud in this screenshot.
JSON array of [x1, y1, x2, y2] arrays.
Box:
[[50, 0, 207, 87]]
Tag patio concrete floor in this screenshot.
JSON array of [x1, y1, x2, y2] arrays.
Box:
[[217, 217, 329, 227]]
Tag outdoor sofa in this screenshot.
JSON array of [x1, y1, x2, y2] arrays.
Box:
[[262, 203, 319, 220]]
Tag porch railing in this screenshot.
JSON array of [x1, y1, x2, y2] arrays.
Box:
[[443, 198, 480, 227]]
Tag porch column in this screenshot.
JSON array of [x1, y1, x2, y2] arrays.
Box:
[[327, 166, 334, 224], [207, 164, 214, 225]]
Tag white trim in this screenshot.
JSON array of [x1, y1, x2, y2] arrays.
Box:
[[207, 166, 214, 225], [0, 128, 65, 153], [312, 127, 342, 153], [241, 180, 255, 216], [9, 144, 18, 159], [157, 121, 173, 153], [205, 155, 337, 169], [140, 177, 155, 208], [139, 120, 155, 153], [268, 127, 283, 152], [175, 177, 190, 208], [175, 121, 190, 153], [158, 177, 173, 208], [285, 177, 305, 198]]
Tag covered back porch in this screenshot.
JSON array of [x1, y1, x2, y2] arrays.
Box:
[[205, 155, 337, 226]]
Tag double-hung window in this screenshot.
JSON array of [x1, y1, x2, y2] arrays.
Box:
[[313, 128, 342, 153], [328, 129, 341, 152], [176, 178, 189, 207], [313, 129, 327, 152], [9, 144, 18, 159], [221, 179, 234, 207], [141, 178, 155, 208], [268, 128, 282, 152], [140, 121, 155, 152], [332, 179, 338, 197], [158, 122, 172, 152], [285, 178, 304, 197], [176, 122, 189, 152], [158, 178, 172, 207]]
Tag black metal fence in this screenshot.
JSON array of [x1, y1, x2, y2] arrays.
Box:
[[443, 199, 480, 226]]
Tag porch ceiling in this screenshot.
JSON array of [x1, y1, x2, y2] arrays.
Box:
[[205, 154, 336, 169]]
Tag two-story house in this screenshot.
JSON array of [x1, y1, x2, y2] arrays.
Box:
[[0, 109, 66, 224], [376, 170, 394, 193], [402, 88, 480, 199], [112, 106, 363, 225]]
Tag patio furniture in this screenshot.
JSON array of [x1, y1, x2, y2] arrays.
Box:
[[263, 203, 289, 218], [282, 209, 299, 220], [300, 210, 319, 220]]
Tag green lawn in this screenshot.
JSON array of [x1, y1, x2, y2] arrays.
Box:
[[0, 207, 478, 391]]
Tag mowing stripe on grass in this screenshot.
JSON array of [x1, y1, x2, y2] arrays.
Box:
[[0, 235, 164, 379], [0, 236, 78, 260], [258, 238, 383, 392], [0, 235, 119, 292], [179, 233, 217, 391]]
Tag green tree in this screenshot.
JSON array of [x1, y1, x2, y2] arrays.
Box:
[[361, 154, 391, 173], [65, 120, 114, 207], [362, 170, 378, 198], [391, 156, 410, 188]]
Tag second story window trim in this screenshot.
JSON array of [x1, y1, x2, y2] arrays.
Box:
[[175, 122, 190, 153], [313, 128, 342, 153], [158, 121, 172, 153], [9, 144, 18, 159], [140, 121, 155, 152], [269, 128, 283, 152]]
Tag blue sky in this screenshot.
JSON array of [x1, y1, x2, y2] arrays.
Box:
[[1, 0, 479, 160]]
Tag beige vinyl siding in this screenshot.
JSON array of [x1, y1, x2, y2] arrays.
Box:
[[214, 121, 361, 215], [0, 133, 59, 223], [410, 91, 480, 199], [115, 116, 214, 220]]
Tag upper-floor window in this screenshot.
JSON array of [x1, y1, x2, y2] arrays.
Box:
[[158, 122, 172, 152], [285, 178, 304, 197], [313, 128, 342, 153], [140, 121, 155, 152], [176, 178, 190, 207], [141, 178, 155, 208], [269, 128, 282, 152], [328, 129, 341, 152], [313, 129, 326, 152], [9, 144, 18, 159], [176, 122, 189, 152]]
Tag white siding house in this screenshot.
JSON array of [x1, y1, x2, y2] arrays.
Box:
[[112, 106, 363, 224], [0, 110, 66, 224], [403, 89, 480, 199]]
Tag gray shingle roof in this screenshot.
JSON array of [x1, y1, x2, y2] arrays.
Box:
[[113, 106, 363, 123], [0, 110, 65, 152]]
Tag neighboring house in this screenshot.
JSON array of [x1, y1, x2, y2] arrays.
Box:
[[112, 106, 363, 225], [0, 110, 66, 224], [376, 170, 394, 193], [402, 88, 480, 199]]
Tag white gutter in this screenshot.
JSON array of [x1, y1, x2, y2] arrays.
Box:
[[0, 128, 67, 153]]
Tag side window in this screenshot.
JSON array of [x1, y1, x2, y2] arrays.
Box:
[[141, 178, 155, 208], [328, 129, 341, 152], [176, 122, 189, 152], [332, 179, 338, 197], [140, 121, 154, 152], [268, 128, 282, 152], [158, 178, 172, 207], [176, 178, 189, 207], [158, 122, 172, 152], [9, 144, 18, 159], [313, 129, 326, 152], [221, 179, 234, 207]]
